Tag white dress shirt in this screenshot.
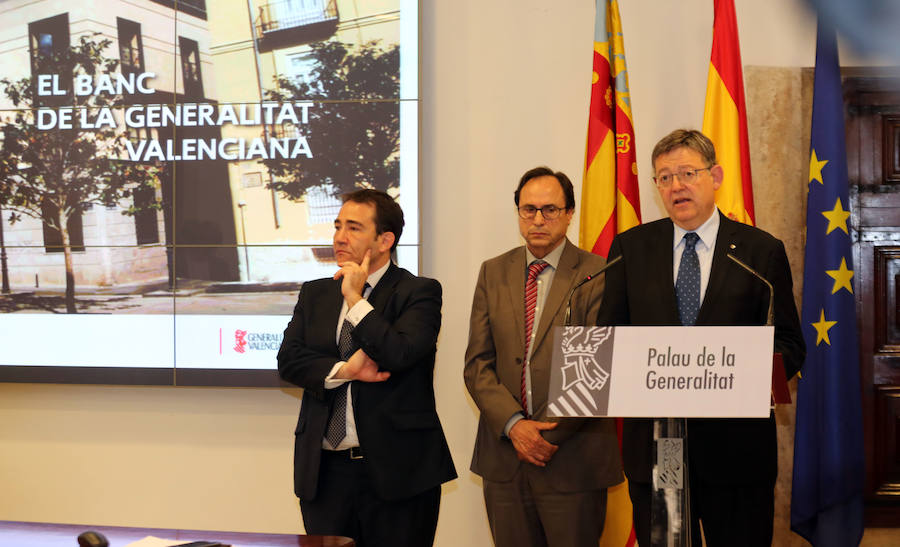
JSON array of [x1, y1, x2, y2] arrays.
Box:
[[321, 260, 390, 450], [503, 241, 566, 435], [672, 208, 720, 305]]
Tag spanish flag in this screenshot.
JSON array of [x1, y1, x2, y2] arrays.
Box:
[[579, 2, 638, 546], [702, 0, 755, 225], [579, 0, 641, 260]]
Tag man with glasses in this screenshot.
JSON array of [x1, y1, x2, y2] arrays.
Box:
[[464, 167, 623, 546], [597, 129, 805, 546]]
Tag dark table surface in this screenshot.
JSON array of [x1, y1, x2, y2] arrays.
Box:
[[0, 520, 353, 547]]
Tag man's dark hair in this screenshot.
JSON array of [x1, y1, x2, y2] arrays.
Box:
[[341, 189, 405, 253], [513, 166, 576, 210], [651, 129, 718, 174]]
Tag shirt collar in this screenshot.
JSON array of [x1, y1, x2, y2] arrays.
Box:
[[673, 208, 719, 250], [366, 259, 391, 290], [526, 239, 566, 270]]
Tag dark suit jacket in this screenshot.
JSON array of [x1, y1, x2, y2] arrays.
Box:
[[597, 212, 805, 487], [277, 262, 457, 502], [464, 239, 623, 492]]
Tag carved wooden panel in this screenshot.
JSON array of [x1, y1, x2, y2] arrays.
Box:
[[874, 247, 900, 353], [858, 239, 900, 526], [884, 116, 900, 184], [873, 387, 900, 500], [846, 71, 900, 525]]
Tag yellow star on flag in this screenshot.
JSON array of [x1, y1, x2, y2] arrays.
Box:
[[811, 309, 838, 346], [809, 149, 828, 185], [822, 198, 850, 235], [826, 257, 854, 294]]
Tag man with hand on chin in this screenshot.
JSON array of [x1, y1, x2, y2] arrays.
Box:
[[278, 189, 456, 547], [464, 167, 623, 547]]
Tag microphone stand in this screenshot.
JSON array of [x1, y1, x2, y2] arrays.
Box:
[[563, 255, 622, 325], [726, 252, 781, 412], [726, 253, 774, 326]]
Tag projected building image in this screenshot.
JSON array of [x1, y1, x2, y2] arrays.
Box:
[[0, 0, 416, 382]]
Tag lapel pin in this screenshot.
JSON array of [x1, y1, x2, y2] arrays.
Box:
[[729, 243, 736, 250]]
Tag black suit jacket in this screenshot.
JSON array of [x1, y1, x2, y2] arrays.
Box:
[[277, 262, 457, 501], [597, 212, 805, 486]]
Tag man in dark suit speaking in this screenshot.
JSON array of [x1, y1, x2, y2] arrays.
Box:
[[277, 189, 456, 547], [597, 129, 805, 546]]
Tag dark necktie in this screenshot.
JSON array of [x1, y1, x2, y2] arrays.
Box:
[[675, 232, 701, 326], [325, 283, 370, 448], [522, 260, 549, 417]]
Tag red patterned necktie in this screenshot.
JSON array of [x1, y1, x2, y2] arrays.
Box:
[[522, 260, 549, 417]]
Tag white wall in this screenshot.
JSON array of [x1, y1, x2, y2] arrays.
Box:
[[0, 1, 890, 545]]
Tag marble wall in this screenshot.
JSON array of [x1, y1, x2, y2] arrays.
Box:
[[745, 64, 812, 547]]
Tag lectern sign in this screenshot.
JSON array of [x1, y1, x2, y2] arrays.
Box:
[[547, 326, 774, 418]]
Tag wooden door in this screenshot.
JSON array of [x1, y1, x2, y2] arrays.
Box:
[[845, 70, 900, 525]]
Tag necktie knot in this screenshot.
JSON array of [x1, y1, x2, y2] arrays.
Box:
[[683, 232, 699, 250], [528, 260, 549, 281]]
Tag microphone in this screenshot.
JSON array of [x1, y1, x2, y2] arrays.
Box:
[[77, 531, 109, 547], [726, 252, 774, 326], [564, 255, 623, 325]]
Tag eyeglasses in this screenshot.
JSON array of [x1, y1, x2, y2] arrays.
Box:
[[517, 204, 567, 220], [653, 167, 712, 188]]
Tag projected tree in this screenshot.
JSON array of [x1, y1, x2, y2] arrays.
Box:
[[0, 34, 160, 313], [263, 40, 400, 199]]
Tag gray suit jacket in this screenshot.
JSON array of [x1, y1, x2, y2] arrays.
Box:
[[464, 239, 623, 491]]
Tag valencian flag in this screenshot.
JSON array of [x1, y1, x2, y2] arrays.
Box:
[[578, 2, 638, 546], [791, 20, 864, 546], [578, 0, 641, 260], [701, 0, 755, 225]]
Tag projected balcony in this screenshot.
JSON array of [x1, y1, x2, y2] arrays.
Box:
[[255, 0, 339, 53], [148, 0, 207, 20]]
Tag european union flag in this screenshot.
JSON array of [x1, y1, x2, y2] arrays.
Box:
[[790, 20, 865, 546]]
